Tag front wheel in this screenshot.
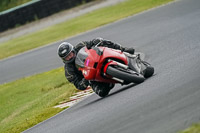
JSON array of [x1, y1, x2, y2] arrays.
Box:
[[106, 66, 145, 84]]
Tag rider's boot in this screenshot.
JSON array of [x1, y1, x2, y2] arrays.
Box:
[[121, 47, 135, 54]]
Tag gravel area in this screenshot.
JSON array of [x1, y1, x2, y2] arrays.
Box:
[[0, 0, 126, 43]]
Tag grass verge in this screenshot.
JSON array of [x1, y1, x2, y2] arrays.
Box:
[[0, 0, 173, 60], [0, 67, 77, 133], [179, 124, 200, 133]]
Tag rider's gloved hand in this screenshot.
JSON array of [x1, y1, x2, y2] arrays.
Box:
[[121, 47, 135, 55], [78, 78, 90, 90], [86, 38, 104, 50], [86, 43, 92, 49]]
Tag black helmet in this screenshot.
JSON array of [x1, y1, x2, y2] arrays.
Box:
[[57, 42, 76, 63]]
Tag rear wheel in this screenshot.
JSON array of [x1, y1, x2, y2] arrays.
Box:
[[106, 66, 145, 84], [141, 61, 154, 78], [91, 82, 114, 97], [143, 66, 154, 78]]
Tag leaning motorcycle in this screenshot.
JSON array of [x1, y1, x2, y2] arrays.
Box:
[[75, 46, 154, 97]]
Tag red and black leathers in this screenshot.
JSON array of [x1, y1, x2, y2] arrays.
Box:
[[64, 38, 125, 90]]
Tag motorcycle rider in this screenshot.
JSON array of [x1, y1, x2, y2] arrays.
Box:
[[57, 37, 135, 97]]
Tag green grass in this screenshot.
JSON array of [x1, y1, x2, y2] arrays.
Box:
[[0, 0, 31, 12], [0, 0, 173, 60], [0, 67, 78, 133], [179, 124, 200, 133]]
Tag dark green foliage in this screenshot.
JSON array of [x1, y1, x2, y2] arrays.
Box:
[[0, 0, 31, 12]]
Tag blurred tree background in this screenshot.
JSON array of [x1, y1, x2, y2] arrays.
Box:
[[0, 0, 31, 12]]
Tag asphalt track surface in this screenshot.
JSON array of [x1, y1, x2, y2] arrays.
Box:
[[1, 0, 200, 132]]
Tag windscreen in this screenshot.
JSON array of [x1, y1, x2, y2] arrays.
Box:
[[75, 47, 88, 69]]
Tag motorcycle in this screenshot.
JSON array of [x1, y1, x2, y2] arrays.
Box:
[[75, 45, 154, 97]]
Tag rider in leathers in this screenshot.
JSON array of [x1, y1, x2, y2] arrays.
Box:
[[58, 37, 135, 97]]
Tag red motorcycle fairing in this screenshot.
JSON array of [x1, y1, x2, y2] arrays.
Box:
[[76, 47, 128, 83]]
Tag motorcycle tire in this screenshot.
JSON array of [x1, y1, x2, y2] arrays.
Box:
[[95, 88, 110, 98], [106, 66, 145, 84], [91, 82, 113, 98], [143, 66, 154, 78]]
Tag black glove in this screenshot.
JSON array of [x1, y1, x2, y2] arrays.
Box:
[[77, 78, 89, 90], [86, 38, 104, 49], [121, 47, 135, 55]]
